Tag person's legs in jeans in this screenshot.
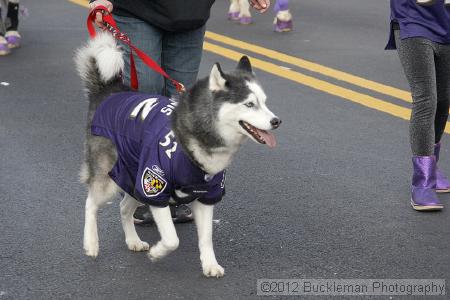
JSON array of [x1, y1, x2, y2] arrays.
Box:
[[113, 16, 205, 98], [155, 27, 205, 222], [113, 15, 164, 95], [162, 26, 206, 97], [112, 17, 206, 222]]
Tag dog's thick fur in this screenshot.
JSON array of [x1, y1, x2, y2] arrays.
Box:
[[75, 32, 280, 278]]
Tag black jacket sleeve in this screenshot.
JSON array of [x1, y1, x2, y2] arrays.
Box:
[[112, 0, 216, 32]]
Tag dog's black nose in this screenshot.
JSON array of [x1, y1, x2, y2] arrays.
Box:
[[271, 117, 282, 129]]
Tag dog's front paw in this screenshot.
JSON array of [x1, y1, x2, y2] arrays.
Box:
[[84, 241, 99, 258], [126, 239, 150, 252], [148, 246, 163, 262], [202, 264, 225, 278]]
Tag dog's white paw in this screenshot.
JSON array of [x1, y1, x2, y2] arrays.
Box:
[[147, 246, 161, 262], [126, 240, 150, 252], [202, 264, 225, 278], [84, 241, 99, 258]]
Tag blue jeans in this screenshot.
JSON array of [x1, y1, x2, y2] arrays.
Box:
[[114, 15, 206, 97]]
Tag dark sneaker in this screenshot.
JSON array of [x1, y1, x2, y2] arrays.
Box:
[[134, 204, 194, 225]]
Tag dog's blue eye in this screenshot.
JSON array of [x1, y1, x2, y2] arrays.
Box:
[[245, 102, 255, 108]]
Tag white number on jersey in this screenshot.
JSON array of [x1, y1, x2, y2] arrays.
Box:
[[129, 98, 159, 121], [159, 130, 178, 159]]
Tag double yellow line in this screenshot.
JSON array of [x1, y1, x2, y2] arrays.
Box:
[[69, 0, 450, 134], [204, 32, 450, 133]]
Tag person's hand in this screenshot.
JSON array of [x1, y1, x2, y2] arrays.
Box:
[[89, 0, 113, 28], [249, 0, 270, 13]]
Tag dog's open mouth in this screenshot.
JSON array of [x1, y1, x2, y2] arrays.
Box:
[[239, 121, 277, 148]]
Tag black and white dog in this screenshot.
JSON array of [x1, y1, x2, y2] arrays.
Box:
[[75, 32, 281, 278]]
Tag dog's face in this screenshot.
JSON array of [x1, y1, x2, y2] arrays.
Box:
[[210, 56, 281, 148]]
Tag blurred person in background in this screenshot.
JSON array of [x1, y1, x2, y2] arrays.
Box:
[[0, 0, 21, 56], [228, 0, 292, 32]]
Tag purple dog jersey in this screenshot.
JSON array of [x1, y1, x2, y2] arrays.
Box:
[[91, 92, 226, 207]]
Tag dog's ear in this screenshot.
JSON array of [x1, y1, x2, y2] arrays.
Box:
[[236, 56, 252, 73], [209, 63, 227, 92]]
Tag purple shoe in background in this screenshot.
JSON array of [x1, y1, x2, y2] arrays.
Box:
[[239, 15, 252, 25], [0, 36, 11, 56], [411, 156, 443, 211], [228, 11, 240, 21], [434, 143, 450, 193], [274, 18, 293, 32], [273, 10, 293, 32], [5, 31, 21, 49]]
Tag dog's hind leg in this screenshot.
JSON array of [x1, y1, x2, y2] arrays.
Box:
[[192, 200, 224, 278], [120, 194, 150, 252], [147, 206, 179, 261], [83, 178, 118, 258]]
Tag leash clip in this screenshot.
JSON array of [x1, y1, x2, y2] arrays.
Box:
[[176, 83, 186, 94]]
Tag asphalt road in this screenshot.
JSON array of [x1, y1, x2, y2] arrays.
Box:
[[1, 0, 450, 299]]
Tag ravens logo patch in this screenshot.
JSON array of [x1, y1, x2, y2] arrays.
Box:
[[141, 167, 167, 197]]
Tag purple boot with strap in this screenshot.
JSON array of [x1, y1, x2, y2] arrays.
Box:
[[434, 143, 450, 193], [411, 156, 443, 211]]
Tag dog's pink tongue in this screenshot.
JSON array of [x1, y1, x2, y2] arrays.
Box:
[[258, 130, 277, 148]]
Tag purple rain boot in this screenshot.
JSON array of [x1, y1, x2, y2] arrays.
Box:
[[5, 31, 21, 49], [228, 11, 239, 21], [273, 14, 293, 32], [0, 36, 11, 56], [273, 0, 293, 32], [434, 143, 450, 193], [239, 15, 252, 25], [411, 156, 443, 211]]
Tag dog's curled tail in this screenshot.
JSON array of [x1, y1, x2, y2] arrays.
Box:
[[75, 32, 124, 95]]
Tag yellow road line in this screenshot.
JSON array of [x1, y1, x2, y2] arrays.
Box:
[[69, 0, 89, 8], [67, 0, 425, 106], [69, 0, 413, 105], [204, 42, 450, 134], [206, 31, 413, 103], [67, 0, 450, 134]]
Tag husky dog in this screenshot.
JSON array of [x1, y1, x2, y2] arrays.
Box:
[[75, 32, 281, 278]]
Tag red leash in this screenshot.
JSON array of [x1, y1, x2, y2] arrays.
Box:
[[87, 6, 185, 93]]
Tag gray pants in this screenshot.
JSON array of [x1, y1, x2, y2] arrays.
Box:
[[395, 30, 450, 156]]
